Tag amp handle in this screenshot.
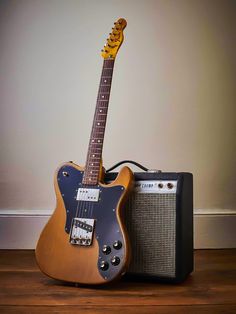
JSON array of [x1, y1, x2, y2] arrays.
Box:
[[106, 160, 149, 173]]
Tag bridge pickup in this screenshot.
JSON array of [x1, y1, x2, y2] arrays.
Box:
[[76, 188, 100, 202], [69, 218, 95, 246]]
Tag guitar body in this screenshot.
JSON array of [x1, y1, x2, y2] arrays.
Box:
[[35, 162, 133, 284]]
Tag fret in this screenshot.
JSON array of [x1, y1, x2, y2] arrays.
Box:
[[97, 105, 108, 109], [91, 132, 105, 134], [102, 70, 113, 76], [93, 126, 105, 129], [89, 148, 102, 151], [90, 140, 103, 143], [93, 125, 105, 128], [83, 173, 100, 177], [85, 164, 101, 168], [97, 105, 109, 108], [89, 149, 102, 153], [98, 94, 110, 97], [98, 92, 110, 95], [89, 146, 103, 150], [95, 117, 106, 121], [89, 150, 102, 154], [99, 87, 110, 91], [97, 103, 109, 106]]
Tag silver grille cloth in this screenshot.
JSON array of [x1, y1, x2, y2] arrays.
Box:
[[124, 192, 176, 277]]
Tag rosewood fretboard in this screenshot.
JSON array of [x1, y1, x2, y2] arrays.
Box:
[[82, 59, 115, 185]]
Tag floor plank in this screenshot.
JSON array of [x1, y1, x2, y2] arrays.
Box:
[[0, 250, 235, 313], [0, 305, 236, 314]]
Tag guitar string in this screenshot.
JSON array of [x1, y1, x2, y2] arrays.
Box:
[[72, 59, 114, 238], [73, 60, 107, 225], [90, 60, 114, 220], [88, 59, 112, 220]]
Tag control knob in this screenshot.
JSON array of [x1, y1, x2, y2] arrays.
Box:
[[102, 245, 111, 255], [99, 261, 109, 271], [111, 256, 120, 266], [113, 240, 122, 250]]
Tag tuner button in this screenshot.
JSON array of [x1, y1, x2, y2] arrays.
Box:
[[99, 261, 109, 271], [113, 240, 122, 250], [102, 245, 111, 255], [111, 256, 120, 266]]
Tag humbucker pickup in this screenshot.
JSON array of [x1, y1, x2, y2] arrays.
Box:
[[76, 188, 100, 202], [70, 218, 95, 246]]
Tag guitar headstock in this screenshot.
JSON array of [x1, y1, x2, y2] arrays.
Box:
[[101, 18, 127, 60]]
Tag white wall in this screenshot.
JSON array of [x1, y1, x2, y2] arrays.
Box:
[[0, 0, 236, 212]]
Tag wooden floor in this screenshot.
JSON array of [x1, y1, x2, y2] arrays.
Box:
[[0, 250, 235, 313]]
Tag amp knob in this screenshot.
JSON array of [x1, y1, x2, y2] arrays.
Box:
[[102, 245, 111, 255], [113, 240, 122, 250], [99, 261, 109, 271], [111, 256, 120, 266]]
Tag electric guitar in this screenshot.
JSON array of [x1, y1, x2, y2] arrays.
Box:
[[35, 18, 133, 284]]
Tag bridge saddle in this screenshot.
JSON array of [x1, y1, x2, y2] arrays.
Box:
[[69, 218, 95, 246]]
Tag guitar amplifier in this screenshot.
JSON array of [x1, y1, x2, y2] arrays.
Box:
[[105, 162, 193, 283]]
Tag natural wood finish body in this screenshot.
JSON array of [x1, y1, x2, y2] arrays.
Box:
[[35, 162, 133, 285]]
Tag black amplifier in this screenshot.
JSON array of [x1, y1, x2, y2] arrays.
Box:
[[105, 161, 193, 283]]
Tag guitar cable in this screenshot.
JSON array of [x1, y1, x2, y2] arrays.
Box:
[[106, 160, 149, 173]]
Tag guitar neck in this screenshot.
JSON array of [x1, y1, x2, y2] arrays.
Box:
[[82, 59, 115, 185]]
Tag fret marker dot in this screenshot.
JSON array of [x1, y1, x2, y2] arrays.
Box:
[[102, 95, 104, 98], [100, 110, 102, 112], [104, 80, 107, 83], [91, 163, 94, 166], [98, 140, 100, 143], [97, 123, 100, 125], [90, 171, 93, 174], [92, 154, 95, 157]]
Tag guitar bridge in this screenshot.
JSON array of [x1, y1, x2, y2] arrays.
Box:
[[69, 218, 95, 246]]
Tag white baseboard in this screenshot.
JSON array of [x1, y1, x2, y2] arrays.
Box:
[[0, 209, 235, 249]]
